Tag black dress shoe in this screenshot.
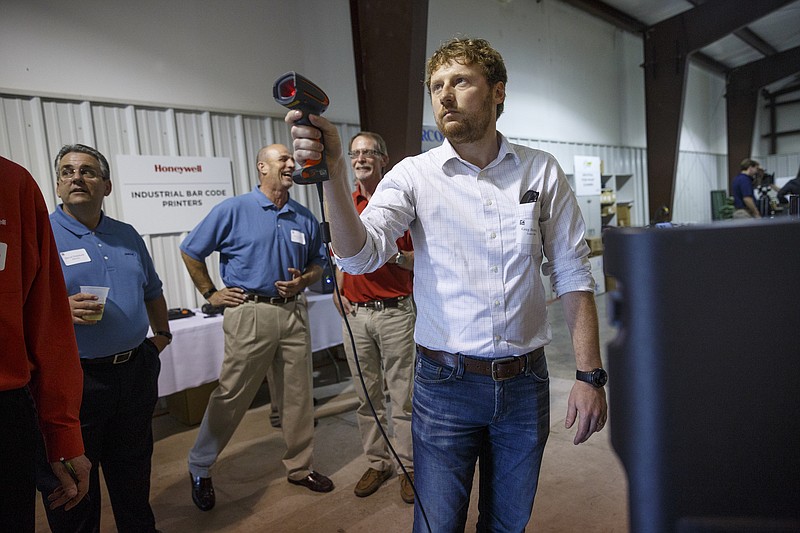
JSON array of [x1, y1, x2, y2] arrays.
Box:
[[288, 471, 334, 493], [190, 473, 215, 511]]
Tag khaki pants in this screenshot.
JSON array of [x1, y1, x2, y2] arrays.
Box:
[[189, 297, 315, 480], [342, 297, 415, 472]]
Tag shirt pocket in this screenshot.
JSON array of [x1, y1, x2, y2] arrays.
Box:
[[515, 203, 540, 255]]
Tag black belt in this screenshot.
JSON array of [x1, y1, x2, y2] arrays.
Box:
[[353, 295, 408, 311], [417, 345, 544, 381], [81, 347, 138, 366], [243, 293, 297, 304]]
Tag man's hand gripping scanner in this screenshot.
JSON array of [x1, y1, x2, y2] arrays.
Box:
[[273, 72, 330, 184]]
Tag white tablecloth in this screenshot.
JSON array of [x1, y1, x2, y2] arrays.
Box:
[[156, 291, 342, 396]]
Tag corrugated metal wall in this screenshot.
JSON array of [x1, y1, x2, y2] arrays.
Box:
[[7, 92, 773, 308], [0, 93, 360, 309]]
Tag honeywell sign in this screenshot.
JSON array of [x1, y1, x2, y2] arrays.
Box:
[[115, 155, 234, 235]]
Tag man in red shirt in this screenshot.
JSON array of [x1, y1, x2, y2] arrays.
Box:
[[332, 132, 416, 504], [0, 156, 90, 530]]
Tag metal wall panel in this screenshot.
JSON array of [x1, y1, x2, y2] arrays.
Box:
[[759, 153, 800, 180], [0, 93, 364, 309], [673, 151, 728, 224], [8, 92, 782, 308]]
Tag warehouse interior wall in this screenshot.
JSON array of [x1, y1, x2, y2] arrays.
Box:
[[2, 0, 798, 309]]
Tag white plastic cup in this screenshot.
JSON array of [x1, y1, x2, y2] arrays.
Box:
[[80, 285, 109, 321]]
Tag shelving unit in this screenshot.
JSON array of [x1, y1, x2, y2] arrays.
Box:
[[600, 174, 634, 227]]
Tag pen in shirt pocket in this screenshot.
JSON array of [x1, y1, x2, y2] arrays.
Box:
[[521, 190, 539, 204]]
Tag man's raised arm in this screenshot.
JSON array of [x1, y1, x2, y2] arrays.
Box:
[[285, 110, 366, 258]]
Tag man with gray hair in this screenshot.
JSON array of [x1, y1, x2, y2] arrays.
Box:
[[38, 143, 171, 533], [334, 131, 416, 504]]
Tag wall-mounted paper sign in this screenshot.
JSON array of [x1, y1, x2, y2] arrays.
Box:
[[115, 155, 234, 235], [573, 155, 602, 196]]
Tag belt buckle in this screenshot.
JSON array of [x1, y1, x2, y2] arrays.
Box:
[[374, 300, 384, 311], [491, 356, 518, 381], [112, 350, 132, 364]]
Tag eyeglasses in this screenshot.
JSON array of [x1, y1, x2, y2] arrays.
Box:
[[58, 166, 104, 182], [348, 149, 384, 159]]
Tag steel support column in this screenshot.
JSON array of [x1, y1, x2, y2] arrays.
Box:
[[726, 46, 800, 184], [349, 0, 428, 167], [643, 0, 792, 221]]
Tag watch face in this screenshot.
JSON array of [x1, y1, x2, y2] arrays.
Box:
[[592, 369, 608, 387]]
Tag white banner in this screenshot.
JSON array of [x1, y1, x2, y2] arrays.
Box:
[[573, 155, 602, 196], [114, 155, 234, 235]]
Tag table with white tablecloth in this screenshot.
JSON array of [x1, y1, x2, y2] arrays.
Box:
[[156, 291, 341, 397]]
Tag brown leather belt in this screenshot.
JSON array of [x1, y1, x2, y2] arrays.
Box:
[[243, 293, 297, 304], [417, 345, 544, 381], [353, 294, 408, 311]]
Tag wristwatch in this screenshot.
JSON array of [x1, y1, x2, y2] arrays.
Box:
[[395, 252, 406, 266], [155, 330, 173, 343], [576, 368, 608, 388], [202, 288, 217, 299]]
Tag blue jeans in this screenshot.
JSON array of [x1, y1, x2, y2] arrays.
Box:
[[412, 350, 550, 533]]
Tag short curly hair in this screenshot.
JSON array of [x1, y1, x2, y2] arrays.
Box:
[[425, 37, 508, 118]]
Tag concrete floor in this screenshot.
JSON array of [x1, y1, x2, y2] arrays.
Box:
[[35, 292, 629, 532]]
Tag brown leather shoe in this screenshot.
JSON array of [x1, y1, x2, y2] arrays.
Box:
[[399, 471, 415, 504], [354, 467, 392, 497], [288, 471, 334, 493], [189, 473, 215, 511]]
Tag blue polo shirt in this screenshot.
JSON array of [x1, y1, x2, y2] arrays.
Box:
[[180, 186, 325, 295], [50, 206, 164, 359], [732, 172, 754, 209]]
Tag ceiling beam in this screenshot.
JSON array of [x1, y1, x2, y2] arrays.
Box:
[[686, 0, 780, 57], [734, 27, 779, 57], [556, 0, 645, 33]]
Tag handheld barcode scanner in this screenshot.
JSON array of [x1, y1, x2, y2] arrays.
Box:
[[273, 72, 330, 184]]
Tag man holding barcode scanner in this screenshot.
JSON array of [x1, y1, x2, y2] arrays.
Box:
[[289, 37, 607, 532]]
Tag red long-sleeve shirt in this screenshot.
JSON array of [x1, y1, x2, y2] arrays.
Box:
[[0, 156, 84, 461]]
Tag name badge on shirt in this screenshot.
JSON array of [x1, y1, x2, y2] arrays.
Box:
[[0, 242, 7, 271], [290, 229, 306, 245], [516, 205, 538, 246], [60, 248, 92, 266]]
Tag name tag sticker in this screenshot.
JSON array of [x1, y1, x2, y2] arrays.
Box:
[[60, 248, 91, 266], [516, 205, 537, 245], [290, 229, 306, 245], [0, 242, 7, 271]]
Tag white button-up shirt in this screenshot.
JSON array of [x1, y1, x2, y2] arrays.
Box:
[[338, 133, 594, 358]]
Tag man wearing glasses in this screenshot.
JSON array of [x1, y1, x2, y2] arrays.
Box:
[[334, 132, 416, 503], [38, 144, 170, 533]]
